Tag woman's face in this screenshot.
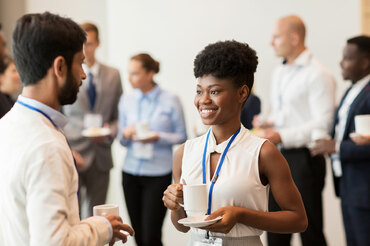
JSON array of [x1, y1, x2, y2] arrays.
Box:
[[194, 74, 248, 126], [128, 59, 154, 91], [1, 62, 21, 95]]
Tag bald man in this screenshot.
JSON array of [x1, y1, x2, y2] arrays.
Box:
[[254, 15, 335, 246]]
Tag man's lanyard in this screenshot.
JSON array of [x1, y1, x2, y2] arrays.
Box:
[[202, 127, 241, 215], [16, 100, 77, 168]]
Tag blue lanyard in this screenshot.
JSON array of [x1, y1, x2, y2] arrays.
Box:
[[16, 100, 77, 168], [202, 127, 241, 215]]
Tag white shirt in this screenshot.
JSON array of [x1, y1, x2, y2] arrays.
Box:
[[83, 62, 100, 85], [269, 49, 336, 148], [181, 126, 268, 238], [0, 96, 112, 246]]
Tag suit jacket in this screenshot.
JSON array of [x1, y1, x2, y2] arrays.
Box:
[[332, 80, 370, 208], [240, 93, 261, 129], [63, 63, 122, 172]]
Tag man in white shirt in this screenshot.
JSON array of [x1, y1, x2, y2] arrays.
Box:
[[310, 35, 370, 246], [254, 15, 335, 246], [0, 12, 133, 246]]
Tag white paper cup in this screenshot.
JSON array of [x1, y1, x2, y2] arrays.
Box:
[[135, 121, 150, 139], [182, 184, 207, 217], [93, 204, 119, 217], [355, 115, 370, 135]]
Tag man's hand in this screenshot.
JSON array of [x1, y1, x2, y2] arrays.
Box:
[[72, 151, 85, 168], [105, 215, 134, 245], [350, 133, 370, 145], [261, 128, 282, 145], [310, 139, 336, 156]]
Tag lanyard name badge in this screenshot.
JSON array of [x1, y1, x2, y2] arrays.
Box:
[[197, 127, 241, 245]]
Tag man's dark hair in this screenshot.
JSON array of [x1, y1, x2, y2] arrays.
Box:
[[12, 12, 86, 86], [194, 40, 258, 92], [347, 35, 370, 56]]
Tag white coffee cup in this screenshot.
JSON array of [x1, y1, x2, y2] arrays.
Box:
[[135, 121, 150, 139], [93, 204, 119, 217], [355, 115, 370, 135], [182, 184, 208, 217], [93, 204, 130, 238]]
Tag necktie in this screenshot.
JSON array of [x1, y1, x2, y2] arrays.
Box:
[[87, 72, 96, 110]]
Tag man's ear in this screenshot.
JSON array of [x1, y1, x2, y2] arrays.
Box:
[[53, 56, 67, 80], [239, 85, 250, 104]]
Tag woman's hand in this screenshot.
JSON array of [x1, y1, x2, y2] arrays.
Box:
[[122, 125, 136, 139], [201, 206, 240, 234], [162, 184, 184, 211]]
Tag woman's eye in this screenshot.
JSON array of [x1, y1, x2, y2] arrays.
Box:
[[210, 90, 218, 95], [196, 90, 202, 95]]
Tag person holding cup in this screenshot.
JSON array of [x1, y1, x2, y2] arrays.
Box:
[[118, 53, 187, 246], [0, 12, 133, 246], [163, 40, 307, 246], [310, 36, 370, 246]]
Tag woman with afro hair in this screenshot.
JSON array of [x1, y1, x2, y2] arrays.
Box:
[[163, 40, 308, 246]]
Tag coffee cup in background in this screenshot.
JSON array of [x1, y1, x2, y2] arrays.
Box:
[[355, 115, 370, 135], [135, 121, 150, 139], [181, 184, 208, 217]]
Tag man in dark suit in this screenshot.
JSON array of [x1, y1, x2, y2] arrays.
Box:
[[311, 35, 370, 246], [63, 22, 123, 218]]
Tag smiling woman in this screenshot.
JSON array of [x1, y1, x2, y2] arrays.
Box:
[[162, 40, 308, 246]]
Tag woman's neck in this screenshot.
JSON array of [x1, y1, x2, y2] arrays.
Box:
[[211, 118, 241, 144], [140, 81, 155, 94]]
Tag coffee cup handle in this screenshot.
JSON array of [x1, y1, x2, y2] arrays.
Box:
[[177, 202, 184, 207]]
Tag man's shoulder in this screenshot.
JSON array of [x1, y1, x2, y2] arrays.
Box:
[[99, 63, 120, 75]]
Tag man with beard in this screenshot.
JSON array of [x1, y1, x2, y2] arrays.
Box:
[[0, 12, 133, 246], [63, 22, 123, 218]]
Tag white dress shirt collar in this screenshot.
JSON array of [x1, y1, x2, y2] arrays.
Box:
[[17, 95, 68, 128], [83, 61, 100, 77]]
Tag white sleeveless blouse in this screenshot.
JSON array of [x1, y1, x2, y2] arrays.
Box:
[[181, 125, 269, 238]]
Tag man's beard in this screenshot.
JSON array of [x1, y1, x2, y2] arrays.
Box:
[[58, 70, 80, 105]]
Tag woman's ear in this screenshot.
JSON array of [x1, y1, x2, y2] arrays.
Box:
[[239, 85, 250, 104]]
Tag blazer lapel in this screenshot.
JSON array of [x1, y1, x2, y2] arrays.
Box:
[[332, 86, 352, 137], [342, 80, 370, 138], [94, 65, 104, 113]]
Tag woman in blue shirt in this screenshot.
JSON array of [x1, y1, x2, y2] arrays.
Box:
[[118, 53, 187, 246]]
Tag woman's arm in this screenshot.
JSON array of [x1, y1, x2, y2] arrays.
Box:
[[204, 141, 307, 234], [162, 144, 189, 232]]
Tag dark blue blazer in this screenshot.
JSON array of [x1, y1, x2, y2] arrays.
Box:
[[332, 80, 370, 208], [241, 94, 261, 130]]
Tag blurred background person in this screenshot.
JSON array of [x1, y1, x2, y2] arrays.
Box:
[[241, 91, 261, 129], [310, 35, 370, 246], [0, 23, 8, 58], [118, 53, 187, 246], [0, 56, 21, 118], [63, 22, 123, 218], [254, 15, 336, 246]]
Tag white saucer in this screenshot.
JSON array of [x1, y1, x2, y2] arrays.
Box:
[[133, 132, 157, 141], [82, 127, 111, 137], [178, 215, 222, 228]]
